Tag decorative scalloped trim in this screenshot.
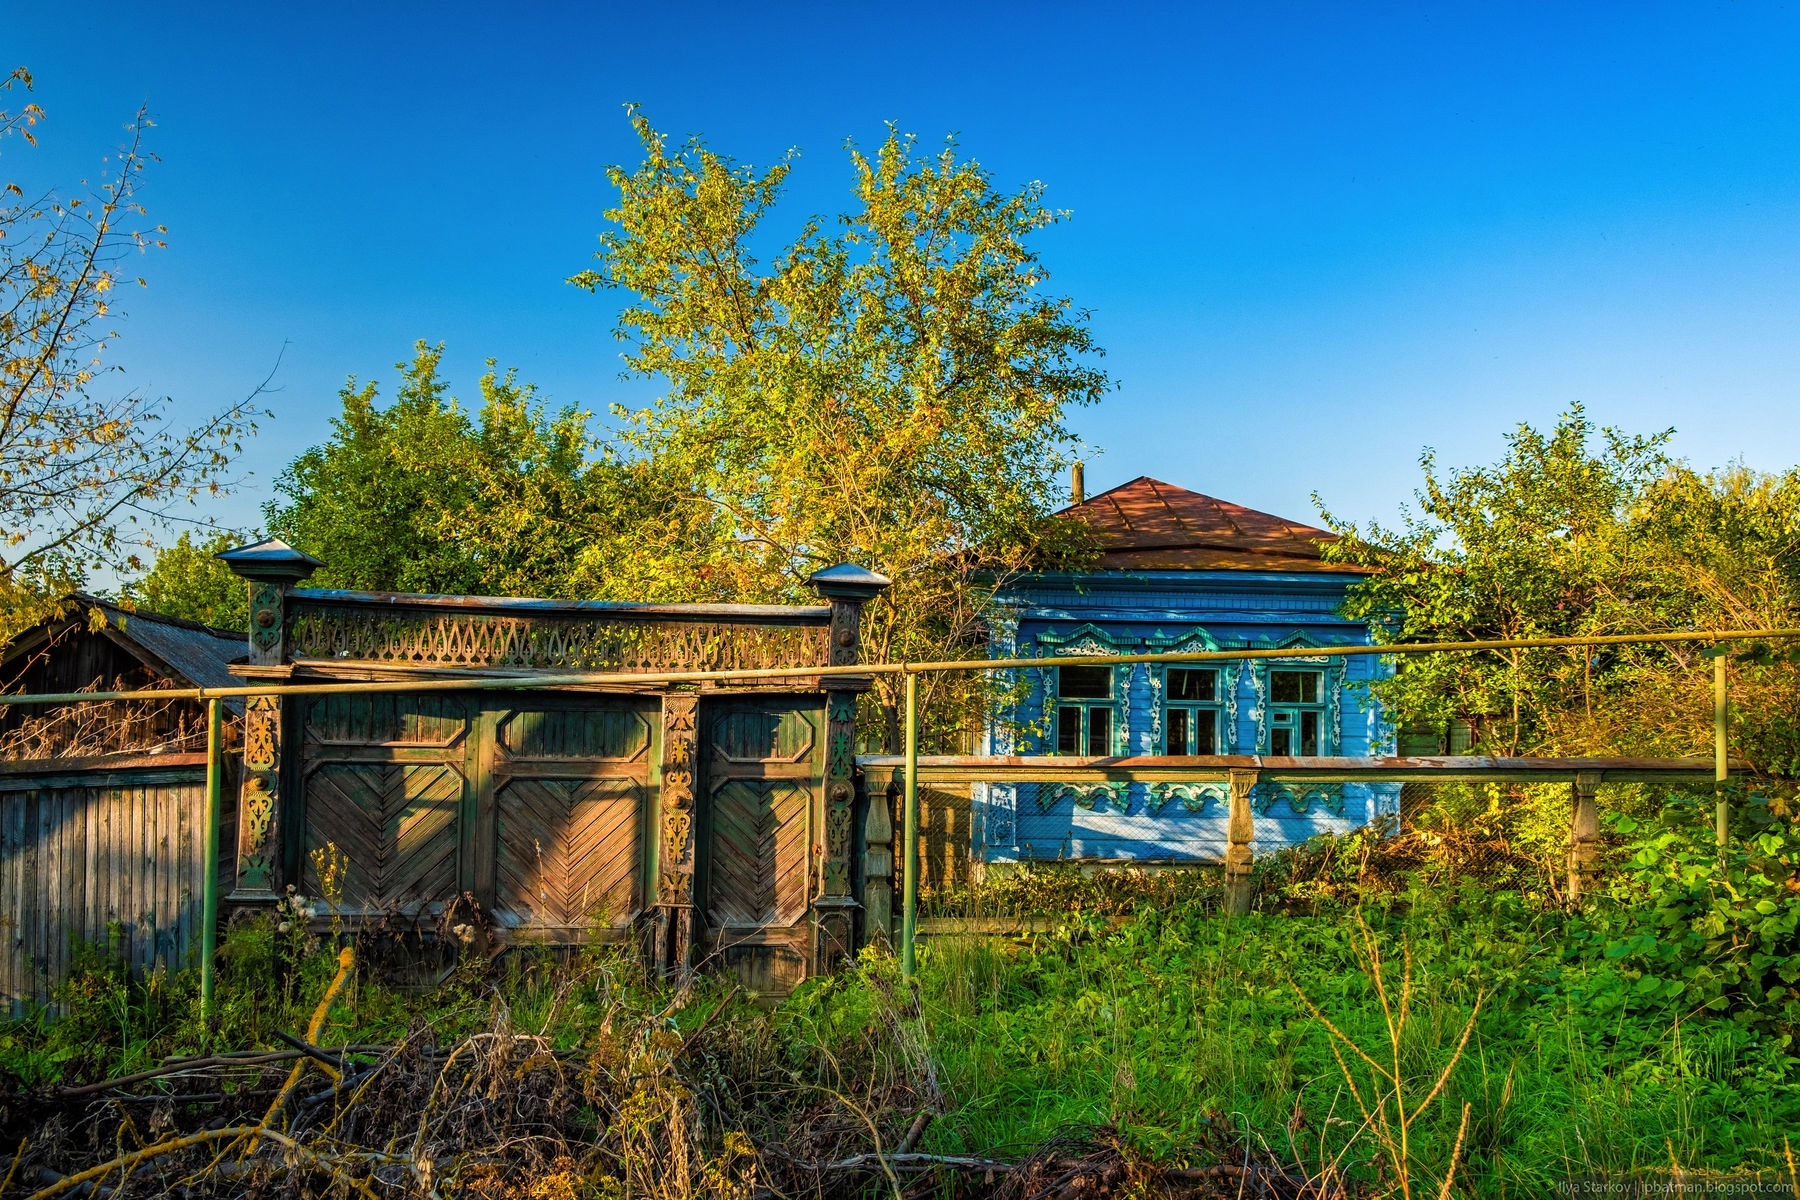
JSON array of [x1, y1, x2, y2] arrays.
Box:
[[1147, 781, 1228, 814], [1040, 781, 1128, 812], [1250, 783, 1346, 818]]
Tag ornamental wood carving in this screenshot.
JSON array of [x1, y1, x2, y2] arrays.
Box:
[[1225, 769, 1257, 881], [821, 693, 857, 897], [657, 694, 699, 908], [653, 693, 700, 979], [285, 604, 830, 673], [232, 694, 283, 898], [827, 599, 861, 667], [249, 583, 284, 659]]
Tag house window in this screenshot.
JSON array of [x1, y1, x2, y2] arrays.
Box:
[[1164, 667, 1222, 755], [1268, 669, 1324, 756], [1397, 718, 1476, 756], [1054, 664, 1114, 755]]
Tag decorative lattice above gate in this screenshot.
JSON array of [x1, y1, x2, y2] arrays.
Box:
[[285, 593, 834, 674]]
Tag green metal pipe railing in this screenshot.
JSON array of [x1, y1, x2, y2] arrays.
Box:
[[902, 672, 919, 980], [1716, 652, 1731, 850], [200, 697, 223, 1023], [3, 625, 1799, 708], [7, 624, 1798, 988]]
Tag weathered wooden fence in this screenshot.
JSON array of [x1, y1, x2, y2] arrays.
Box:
[[0, 754, 234, 1013]]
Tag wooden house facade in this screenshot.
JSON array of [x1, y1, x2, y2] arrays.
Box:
[[218, 542, 893, 992], [976, 477, 1400, 864]]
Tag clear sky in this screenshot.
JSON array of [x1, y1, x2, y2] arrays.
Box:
[[10, 2, 1800, 546]]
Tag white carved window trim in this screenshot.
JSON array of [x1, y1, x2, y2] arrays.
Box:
[[1247, 642, 1345, 756], [1033, 626, 1132, 757]]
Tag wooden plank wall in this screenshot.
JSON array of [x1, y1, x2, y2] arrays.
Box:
[[0, 757, 226, 1014], [918, 786, 973, 894]]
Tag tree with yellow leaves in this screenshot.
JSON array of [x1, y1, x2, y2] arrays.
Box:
[[0, 68, 263, 638], [571, 112, 1109, 747]]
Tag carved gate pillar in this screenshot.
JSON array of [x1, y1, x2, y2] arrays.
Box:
[[807, 564, 892, 970], [1223, 768, 1259, 916], [1567, 770, 1602, 905], [861, 776, 897, 946], [653, 690, 700, 980], [217, 538, 322, 902]]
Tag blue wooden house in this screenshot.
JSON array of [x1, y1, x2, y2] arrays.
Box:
[[974, 476, 1398, 864]]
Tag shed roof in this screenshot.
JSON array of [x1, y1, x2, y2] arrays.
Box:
[[1060, 476, 1359, 573], [93, 602, 245, 692], [3, 596, 245, 695]]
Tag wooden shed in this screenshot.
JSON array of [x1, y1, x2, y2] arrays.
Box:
[[0, 596, 244, 757], [0, 599, 242, 1011]]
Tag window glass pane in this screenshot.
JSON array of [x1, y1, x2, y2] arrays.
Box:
[[1271, 670, 1319, 703], [1195, 712, 1217, 755], [1166, 708, 1189, 755], [1059, 665, 1112, 699], [1168, 668, 1215, 702], [1270, 726, 1292, 755], [1086, 707, 1111, 755], [1056, 706, 1081, 753], [1300, 711, 1320, 756]]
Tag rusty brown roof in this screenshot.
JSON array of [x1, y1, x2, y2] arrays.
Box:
[[1060, 477, 1359, 573]]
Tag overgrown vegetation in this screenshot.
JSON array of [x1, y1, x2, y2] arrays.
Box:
[[1319, 405, 1800, 774], [4, 789, 1797, 1198]]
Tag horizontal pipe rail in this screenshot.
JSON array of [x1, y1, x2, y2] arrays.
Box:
[[3, 626, 1799, 706], [857, 753, 1738, 786]]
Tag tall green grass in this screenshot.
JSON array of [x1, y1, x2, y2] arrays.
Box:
[[894, 886, 1800, 1195]]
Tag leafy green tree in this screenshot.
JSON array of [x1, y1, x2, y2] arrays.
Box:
[[570, 113, 1107, 746], [124, 531, 247, 629], [1629, 465, 1800, 776], [1319, 405, 1800, 774], [267, 342, 484, 594], [265, 341, 682, 599]]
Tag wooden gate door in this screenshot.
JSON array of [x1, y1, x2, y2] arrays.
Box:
[[700, 698, 823, 992], [297, 694, 474, 915], [484, 699, 656, 940]]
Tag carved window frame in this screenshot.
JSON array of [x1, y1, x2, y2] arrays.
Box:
[[1032, 625, 1132, 757], [1142, 628, 1232, 754], [1246, 635, 1345, 756]]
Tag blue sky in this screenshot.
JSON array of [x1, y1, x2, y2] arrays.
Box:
[[10, 2, 1800, 546]]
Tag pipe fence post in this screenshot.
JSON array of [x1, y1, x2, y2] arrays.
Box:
[[1714, 651, 1729, 853], [200, 697, 223, 1025], [902, 671, 919, 980]]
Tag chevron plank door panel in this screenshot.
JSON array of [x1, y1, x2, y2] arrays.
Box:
[[707, 780, 808, 928], [495, 777, 641, 928], [303, 762, 463, 910]]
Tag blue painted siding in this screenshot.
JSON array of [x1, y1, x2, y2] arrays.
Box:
[[975, 569, 1398, 865]]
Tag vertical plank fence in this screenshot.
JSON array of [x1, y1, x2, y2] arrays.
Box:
[[0, 754, 232, 1014]]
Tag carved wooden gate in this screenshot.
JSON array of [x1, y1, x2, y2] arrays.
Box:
[[298, 695, 472, 910], [487, 701, 654, 936], [297, 693, 655, 939], [699, 698, 823, 992]]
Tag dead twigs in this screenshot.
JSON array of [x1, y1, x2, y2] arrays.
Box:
[[2, 951, 1332, 1200]]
